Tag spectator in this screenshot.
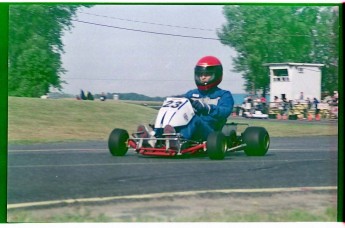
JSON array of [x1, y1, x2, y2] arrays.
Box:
[[306, 97, 312, 110], [332, 91, 338, 105], [259, 96, 267, 113], [313, 97, 319, 109], [240, 102, 246, 117], [299, 92, 305, 102], [274, 96, 282, 102], [273, 96, 282, 109], [246, 96, 253, 106], [282, 98, 290, 115]]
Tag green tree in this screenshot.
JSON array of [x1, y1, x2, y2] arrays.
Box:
[[218, 5, 339, 95], [9, 4, 89, 97], [310, 7, 339, 95]]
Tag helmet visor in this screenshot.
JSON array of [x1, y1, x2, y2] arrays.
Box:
[[195, 66, 216, 85]]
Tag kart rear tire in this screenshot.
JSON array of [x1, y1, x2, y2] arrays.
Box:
[[243, 127, 270, 156], [108, 128, 129, 156], [207, 131, 227, 160]]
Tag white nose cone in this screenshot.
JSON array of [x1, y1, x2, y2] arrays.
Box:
[[154, 97, 195, 129]]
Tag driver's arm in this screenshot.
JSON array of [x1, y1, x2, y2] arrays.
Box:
[[208, 91, 234, 119]]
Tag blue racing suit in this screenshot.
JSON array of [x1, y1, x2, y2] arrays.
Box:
[[179, 87, 234, 140]]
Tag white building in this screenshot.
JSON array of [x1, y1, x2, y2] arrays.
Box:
[[263, 63, 324, 102]]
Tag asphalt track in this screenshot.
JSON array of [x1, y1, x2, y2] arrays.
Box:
[[7, 135, 338, 208]]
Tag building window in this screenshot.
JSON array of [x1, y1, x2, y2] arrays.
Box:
[[297, 67, 304, 73], [272, 68, 289, 82], [273, 69, 289, 76], [273, 76, 289, 82]]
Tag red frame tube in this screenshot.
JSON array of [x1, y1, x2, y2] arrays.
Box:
[[140, 149, 177, 157], [127, 139, 206, 157], [180, 144, 205, 154], [128, 139, 137, 148]]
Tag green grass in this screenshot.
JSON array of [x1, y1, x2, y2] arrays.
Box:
[[7, 208, 112, 223], [231, 119, 338, 138], [8, 97, 338, 144], [7, 206, 337, 222], [8, 97, 157, 144], [174, 207, 337, 222]]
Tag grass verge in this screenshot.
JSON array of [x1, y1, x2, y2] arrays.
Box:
[[8, 97, 157, 144], [8, 97, 338, 144], [7, 191, 338, 222], [7, 206, 336, 222]]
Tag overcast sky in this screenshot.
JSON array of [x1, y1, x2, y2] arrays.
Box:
[[60, 5, 245, 97]]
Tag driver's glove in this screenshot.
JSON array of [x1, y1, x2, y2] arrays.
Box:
[[192, 100, 210, 115]]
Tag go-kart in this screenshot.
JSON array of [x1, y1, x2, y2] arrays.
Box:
[[108, 97, 270, 160]]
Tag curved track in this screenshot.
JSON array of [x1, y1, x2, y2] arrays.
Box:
[[7, 136, 338, 206]]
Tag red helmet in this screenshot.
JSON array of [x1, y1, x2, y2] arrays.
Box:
[[194, 56, 223, 91]]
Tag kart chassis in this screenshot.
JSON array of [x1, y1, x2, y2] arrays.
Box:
[[127, 122, 248, 157], [108, 97, 270, 160]]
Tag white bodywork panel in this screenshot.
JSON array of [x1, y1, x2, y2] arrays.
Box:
[[154, 97, 195, 129]]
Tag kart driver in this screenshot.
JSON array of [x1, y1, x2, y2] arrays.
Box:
[[179, 55, 234, 140], [138, 55, 234, 147]]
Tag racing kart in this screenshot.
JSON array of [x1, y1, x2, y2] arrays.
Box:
[[108, 97, 270, 160]]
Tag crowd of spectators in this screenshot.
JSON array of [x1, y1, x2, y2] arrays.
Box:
[[239, 95, 269, 117], [237, 91, 339, 119]]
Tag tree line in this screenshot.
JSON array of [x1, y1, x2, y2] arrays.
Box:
[[8, 4, 88, 97], [8, 5, 339, 98], [217, 5, 339, 96], [77, 90, 165, 101]]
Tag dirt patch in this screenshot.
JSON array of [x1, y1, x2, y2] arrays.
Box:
[[8, 190, 338, 222]]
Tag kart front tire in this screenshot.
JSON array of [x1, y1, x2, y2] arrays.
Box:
[[243, 127, 270, 156], [207, 131, 227, 160], [108, 128, 129, 156]]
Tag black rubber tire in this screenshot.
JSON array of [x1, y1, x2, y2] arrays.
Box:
[[207, 131, 227, 160], [108, 128, 129, 156], [242, 127, 270, 156]]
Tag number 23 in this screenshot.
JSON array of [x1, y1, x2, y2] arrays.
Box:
[[162, 100, 182, 108]]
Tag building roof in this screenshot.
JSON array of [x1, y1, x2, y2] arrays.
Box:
[[263, 63, 324, 67]]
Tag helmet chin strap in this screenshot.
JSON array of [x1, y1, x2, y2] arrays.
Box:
[[197, 77, 222, 91]]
